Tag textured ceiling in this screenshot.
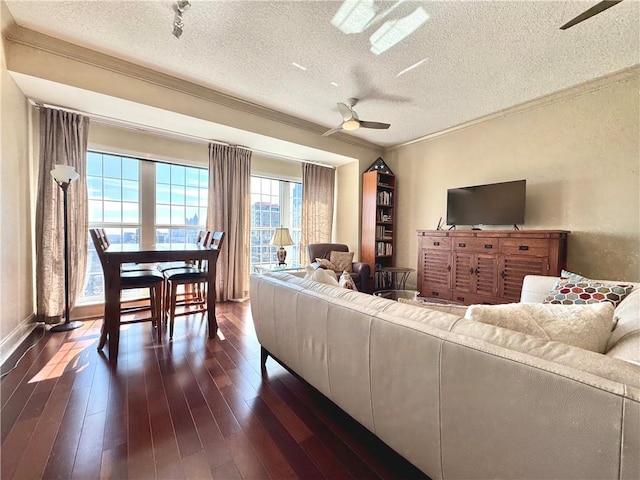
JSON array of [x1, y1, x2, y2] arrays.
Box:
[[5, 0, 640, 148]]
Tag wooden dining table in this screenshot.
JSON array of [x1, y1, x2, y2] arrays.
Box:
[[98, 242, 220, 360]]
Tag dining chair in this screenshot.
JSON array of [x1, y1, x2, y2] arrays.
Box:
[[163, 231, 224, 339], [89, 228, 165, 336]]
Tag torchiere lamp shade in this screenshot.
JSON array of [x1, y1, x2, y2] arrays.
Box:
[[270, 226, 293, 265]]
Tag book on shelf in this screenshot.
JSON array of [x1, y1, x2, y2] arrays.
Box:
[[376, 242, 393, 256], [377, 191, 393, 205]]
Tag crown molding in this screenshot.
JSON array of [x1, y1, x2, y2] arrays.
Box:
[[385, 64, 640, 153], [5, 23, 381, 152]]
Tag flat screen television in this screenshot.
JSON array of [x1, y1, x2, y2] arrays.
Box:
[[446, 179, 526, 226]]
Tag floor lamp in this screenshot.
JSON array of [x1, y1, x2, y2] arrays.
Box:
[[50, 164, 84, 332]]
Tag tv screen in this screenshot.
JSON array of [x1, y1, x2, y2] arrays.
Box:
[[446, 180, 526, 226]]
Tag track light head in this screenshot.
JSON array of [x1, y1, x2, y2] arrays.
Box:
[[172, 0, 190, 39]]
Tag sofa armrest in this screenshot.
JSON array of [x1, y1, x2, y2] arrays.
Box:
[[352, 262, 371, 291]]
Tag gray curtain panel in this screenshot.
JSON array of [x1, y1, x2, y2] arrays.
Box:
[[35, 108, 89, 322], [301, 163, 335, 264], [207, 143, 252, 301]]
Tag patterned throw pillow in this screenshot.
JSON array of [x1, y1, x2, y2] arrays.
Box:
[[543, 280, 634, 308], [339, 271, 357, 290], [560, 270, 589, 282], [329, 251, 354, 272]]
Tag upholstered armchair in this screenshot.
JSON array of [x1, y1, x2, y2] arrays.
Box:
[[307, 243, 371, 292]]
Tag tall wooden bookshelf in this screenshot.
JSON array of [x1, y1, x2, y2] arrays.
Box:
[[361, 169, 396, 291]]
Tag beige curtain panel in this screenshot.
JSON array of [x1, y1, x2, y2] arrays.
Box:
[[301, 163, 335, 264], [35, 108, 89, 322], [207, 143, 252, 301]]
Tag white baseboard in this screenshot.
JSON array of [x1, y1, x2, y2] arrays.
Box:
[[0, 314, 37, 366]]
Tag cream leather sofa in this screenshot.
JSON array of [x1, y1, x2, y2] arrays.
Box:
[[250, 272, 640, 480]]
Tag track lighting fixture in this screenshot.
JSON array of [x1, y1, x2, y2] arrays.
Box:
[[172, 0, 191, 39]]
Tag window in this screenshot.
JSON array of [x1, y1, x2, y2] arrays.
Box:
[[250, 176, 302, 267], [155, 162, 208, 245], [82, 151, 208, 303], [84, 152, 142, 301]]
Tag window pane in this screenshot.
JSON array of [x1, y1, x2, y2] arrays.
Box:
[[156, 163, 170, 184], [103, 155, 122, 178], [171, 165, 185, 185], [87, 152, 102, 176], [103, 178, 122, 201], [199, 170, 208, 188], [156, 228, 169, 243], [156, 205, 170, 225], [89, 200, 103, 222], [185, 189, 199, 206], [122, 158, 139, 180], [156, 183, 170, 204], [122, 180, 138, 202], [171, 205, 185, 225], [104, 201, 122, 223], [122, 203, 139, 223], [186, 168, 199, 187], [185, 207, 199, 225], [87, 176, 102, 199], [171, 185, 185, 204], [185, 229, 200, 244]]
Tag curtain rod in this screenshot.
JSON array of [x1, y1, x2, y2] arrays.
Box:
[[30, 100, 335, 169]]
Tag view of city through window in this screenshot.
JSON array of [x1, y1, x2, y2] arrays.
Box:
[[82, 151, 301, 302], [250, 177, 302, 267], [82, 152, 207, 302], [155, 162, 208, 245]]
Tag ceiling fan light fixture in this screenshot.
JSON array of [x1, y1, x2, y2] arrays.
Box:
[[342, 119, 360, 130]]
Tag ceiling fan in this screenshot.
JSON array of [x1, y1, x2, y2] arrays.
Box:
[[560, 0, 623, 30], [322, 98, 390, 137]]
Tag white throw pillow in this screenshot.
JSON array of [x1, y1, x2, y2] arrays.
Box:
[[465, 302, 616, 353], [307, 267, 339, 286]]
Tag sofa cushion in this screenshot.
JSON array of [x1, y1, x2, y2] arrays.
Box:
[[330, 251, 354, 272], [543, 280, 634, 308], [315, 258, 338, 270], [465, 302, 615, 353]]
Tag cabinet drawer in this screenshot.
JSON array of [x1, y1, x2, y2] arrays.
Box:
[[499, 238, 549, 256], [421, 236, 451, 250], [420, 287, 452, 301], [453, 237, 498, 253]]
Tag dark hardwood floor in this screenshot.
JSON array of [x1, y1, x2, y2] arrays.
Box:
[[1, 301, 428, 479]]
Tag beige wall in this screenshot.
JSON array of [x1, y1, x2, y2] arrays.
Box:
[[386, 70, 640, 285], [1, 26, 35, 361], [335, 161, 361, 258]]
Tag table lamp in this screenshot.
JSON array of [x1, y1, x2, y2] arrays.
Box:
[[50, 164, 84, 332], [270, 226, 293, 265]]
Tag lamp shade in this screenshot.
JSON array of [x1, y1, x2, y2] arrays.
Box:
[[270, 227, 293, 246], [51, 164, 80, 183]]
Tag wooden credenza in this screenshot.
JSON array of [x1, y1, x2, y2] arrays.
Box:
[[417, 230, 569, 305]]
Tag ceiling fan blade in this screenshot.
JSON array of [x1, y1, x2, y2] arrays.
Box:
[[359, 121, 390, 130], [560, 0, 623, 30], [322, 125, 343, 137], [337, 102, 352, 121]]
